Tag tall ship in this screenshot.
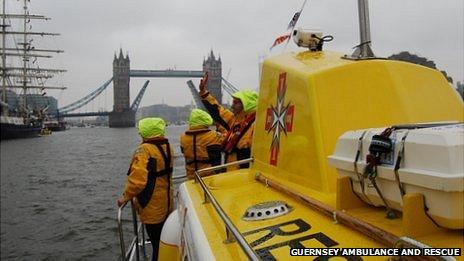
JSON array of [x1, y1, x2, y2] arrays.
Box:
[[1, 0, 66, 140], [117, 0, 463, 260]]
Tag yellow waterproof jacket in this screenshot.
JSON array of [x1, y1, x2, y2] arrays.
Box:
[[180, 126, 223, 179], [123, 137, 173, 224], [201, 92, 255, 169]]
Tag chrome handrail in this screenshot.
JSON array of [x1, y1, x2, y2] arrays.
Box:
[[195, 158, 254, 178], [194, 158, 260, 261], [117, 201, 128, 259], [117, 199, 146, 261]]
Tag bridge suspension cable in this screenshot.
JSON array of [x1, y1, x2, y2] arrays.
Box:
[[58, 73, 239, 117], [58, 77, 113, 114], [221, 83, 236, 96], [221, 77, 239, 95]]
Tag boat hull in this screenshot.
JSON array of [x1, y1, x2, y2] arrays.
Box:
[[1, 122, 42, 140]]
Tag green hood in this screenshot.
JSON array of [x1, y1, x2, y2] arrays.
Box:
[[138, 117, 166, 139], [189, 109, 213, 127], [232, 90, 259, 113]]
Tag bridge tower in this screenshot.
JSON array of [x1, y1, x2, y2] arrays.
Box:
[[109, 49, 135, 127], [203, 50, 223, 104]]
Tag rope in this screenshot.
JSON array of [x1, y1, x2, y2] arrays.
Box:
[[364, 127, 397, 219], [353, 131, 373, 205], [394, 131, 409, 198]]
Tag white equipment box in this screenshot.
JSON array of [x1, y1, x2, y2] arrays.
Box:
[[328, 123, 464, 229]]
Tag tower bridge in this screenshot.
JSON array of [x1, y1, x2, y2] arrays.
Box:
[[58, 49, 224, 127]]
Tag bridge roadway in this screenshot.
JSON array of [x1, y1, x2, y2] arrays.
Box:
[[59, 111, 110, 117], [129, 70, 204, 78], [58, 69, 206, 118]]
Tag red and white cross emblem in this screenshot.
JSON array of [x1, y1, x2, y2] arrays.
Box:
[[265, 72, 295, 166]]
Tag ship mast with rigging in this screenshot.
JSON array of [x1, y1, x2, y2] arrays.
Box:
[[1, 0, 66, 120]]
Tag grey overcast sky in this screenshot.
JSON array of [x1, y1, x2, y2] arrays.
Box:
[[4, 0, 463, 111]]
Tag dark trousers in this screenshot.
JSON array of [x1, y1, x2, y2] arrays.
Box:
[[145, 221, 165, 261]]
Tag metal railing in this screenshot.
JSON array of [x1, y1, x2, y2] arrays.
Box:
[[194, 158, 260, 261], [117, 199, 148, 261]]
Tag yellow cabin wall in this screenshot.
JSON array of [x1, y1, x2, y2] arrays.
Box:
[[180, 50, 464, 260], [252, 51, 464, 194]]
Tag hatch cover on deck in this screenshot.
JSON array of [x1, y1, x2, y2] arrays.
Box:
[[242, 201, 293, 221]]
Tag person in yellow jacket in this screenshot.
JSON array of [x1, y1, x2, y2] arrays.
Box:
[[117, 117, 173, 261], [199, 72, 258, 169], [180, 109, 223, 179]]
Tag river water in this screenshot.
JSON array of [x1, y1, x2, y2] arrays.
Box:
[[0, 126, 188, 260]]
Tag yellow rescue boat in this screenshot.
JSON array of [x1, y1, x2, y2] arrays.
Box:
[[157, 47, 463, 259], [118, 1, 463, 260], [158, 15, 463, 261]]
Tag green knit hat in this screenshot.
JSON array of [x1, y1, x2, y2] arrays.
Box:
[[189, 109, 213, 127], [231, 90, 258, 113], [138, 117, 166, 138]]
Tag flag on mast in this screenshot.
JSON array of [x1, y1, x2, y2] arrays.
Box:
[[270, 34, 291, 50], [270, 0, 308, 50]]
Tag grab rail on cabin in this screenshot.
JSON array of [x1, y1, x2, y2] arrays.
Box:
[[194, 157, 254, 181], [117, 199, 148, 261], [194, 157, 260, 261]]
